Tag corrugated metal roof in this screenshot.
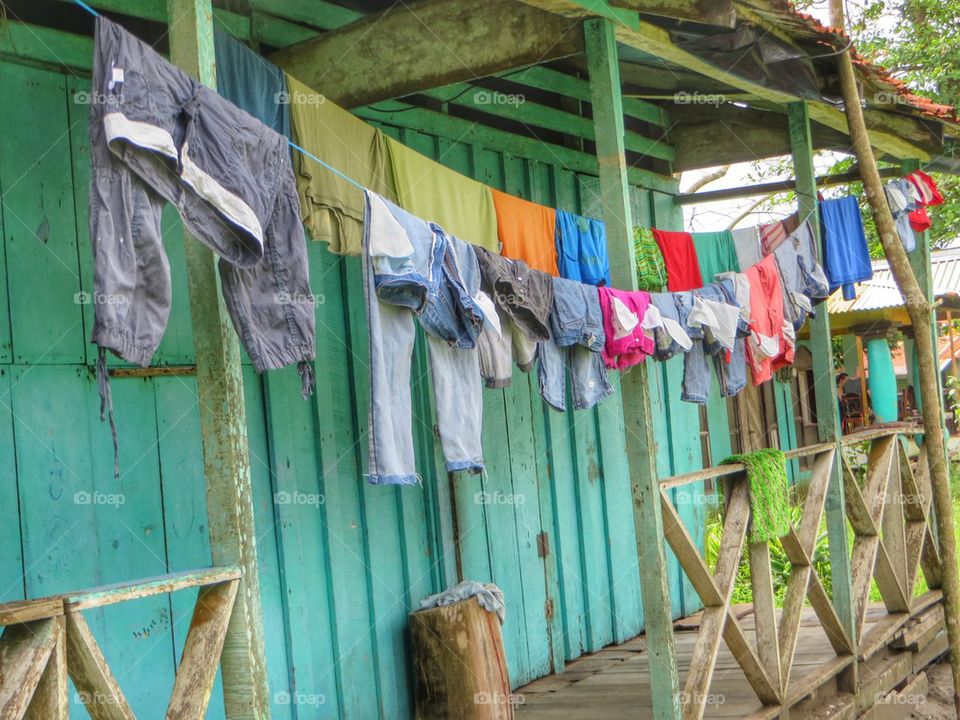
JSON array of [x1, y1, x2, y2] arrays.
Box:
[[826, 247, 960, 314]]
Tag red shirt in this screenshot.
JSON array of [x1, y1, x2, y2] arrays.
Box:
[[651, 229, 703, 292]]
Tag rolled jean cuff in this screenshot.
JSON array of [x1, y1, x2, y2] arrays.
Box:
[[447, 458, 484, 474], [367, 473, 420, 486], [681, 391, 709, 404]]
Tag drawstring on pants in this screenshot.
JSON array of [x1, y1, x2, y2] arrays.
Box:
[[96, 346, 120, 478], [298, 360, 316, 399]]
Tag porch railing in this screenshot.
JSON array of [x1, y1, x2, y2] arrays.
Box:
[[659, 425, 943, 720], [0, 566, 240, 719]]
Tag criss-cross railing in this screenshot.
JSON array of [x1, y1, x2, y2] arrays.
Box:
[[659, 425, 942, 720], [0, 567, 240, 719]]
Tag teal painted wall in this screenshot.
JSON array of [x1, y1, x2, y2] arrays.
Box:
[[0, 58, 737, 719]]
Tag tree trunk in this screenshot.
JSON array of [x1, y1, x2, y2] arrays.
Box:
[[411, 598, 514, 719], [831, 11, 960, 714]]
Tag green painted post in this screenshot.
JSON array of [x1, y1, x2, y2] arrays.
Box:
[[584, 18, 682, 720], [787, 101, 856, 648], [167, 1, 271, 717]]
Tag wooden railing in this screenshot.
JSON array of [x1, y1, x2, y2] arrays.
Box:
[[659, 425, 942, 720], [0, 567, 241, 719]]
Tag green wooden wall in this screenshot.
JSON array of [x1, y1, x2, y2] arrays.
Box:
[[0, 56, 740, 719]]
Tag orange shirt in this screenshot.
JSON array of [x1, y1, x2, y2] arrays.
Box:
[[491, 189, 559, 276]]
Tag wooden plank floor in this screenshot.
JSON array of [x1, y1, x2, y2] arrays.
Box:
[[515, 605, 891, 719]]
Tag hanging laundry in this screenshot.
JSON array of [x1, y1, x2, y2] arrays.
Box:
[[884, 178, 917, 252], [387, 137, 499, 252], [475, 248, 554, 341], [773, 239, 815, 332], [906, 170, 944, 206], [647, 293, 693, 361], [651, 229, 704, 292], [537, 279, 611, 412], [789, 220, 831, 304], [555, 210, 611, 286], [743, 255, 793, 385], [477, 308, 537, 388], [682, 280, 748, 403], [597, 287, 654, 370], [721, 449, 791, 544], [286, 74, 396, 256], [490, 189, 559, 275], [732, 226, 763, 270], [213, 27, 290, 136], [819, 195, 872, 301], [363, 191, 485, 484], [758, 213, 800, 256], [89, 18, 317, 473], [691, 230, 740, 282], [632, 227, 667, 292]]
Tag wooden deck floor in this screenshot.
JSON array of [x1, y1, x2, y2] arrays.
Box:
[[515, 605, 893, 719]]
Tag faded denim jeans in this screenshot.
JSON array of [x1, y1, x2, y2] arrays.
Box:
[[364, 191, 484, 484], [682, 280, 748, 403], [538, 277, 611, 411]]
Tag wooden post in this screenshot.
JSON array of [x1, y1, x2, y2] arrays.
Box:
[[830, 4, 960, 710], [787, 101, 857, 655], [166, 1, 271, 717], [584, 18, 682, 720]]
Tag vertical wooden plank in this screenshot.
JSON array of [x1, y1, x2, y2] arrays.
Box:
[[264, 366, 340, 720], [166, 2, 270, 716], [594, 372, 644, 641], [788, 101, 856, 647], [0, 63, 85, 364], [25, 616, 68, 720], [584, 18, 682, 720], [154, 375, 227, 720], [0, 367, 22, 602]]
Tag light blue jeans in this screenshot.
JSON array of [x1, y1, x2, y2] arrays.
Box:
[[364, 193, 484, 484], [538, 277, 611, 412], [682, 280, 747, 403]]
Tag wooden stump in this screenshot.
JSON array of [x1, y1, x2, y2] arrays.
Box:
[[411, 597, 513, 720]]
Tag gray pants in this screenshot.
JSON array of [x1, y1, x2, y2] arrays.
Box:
[[90, 17, 315, 372]]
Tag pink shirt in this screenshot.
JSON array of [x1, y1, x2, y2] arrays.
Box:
[[743, 255, 792, 384], [598, 287, 654, 370]]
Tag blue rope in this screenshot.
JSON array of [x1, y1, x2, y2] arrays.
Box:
[[72, 0, 370, 194], [75, 0, 100, 17]]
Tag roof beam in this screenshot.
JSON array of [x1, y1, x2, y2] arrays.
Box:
[[518, 0, 938, 161], [270, 0, 585, 108], [608, 0, 735, 27]]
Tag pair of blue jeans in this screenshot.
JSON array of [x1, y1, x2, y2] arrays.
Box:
[[682, 280, 748, 403], [364, 191, 484, 484], [537, 278, 611, 412]]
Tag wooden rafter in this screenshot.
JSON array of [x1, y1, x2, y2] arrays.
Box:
[[270, 0, 586, 108]]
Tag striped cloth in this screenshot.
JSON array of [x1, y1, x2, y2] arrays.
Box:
[[633, 227, 667, 291]]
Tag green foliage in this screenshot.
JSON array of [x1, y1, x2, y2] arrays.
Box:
[[799, 0, 960, 251], [703, 497, 833, 608]]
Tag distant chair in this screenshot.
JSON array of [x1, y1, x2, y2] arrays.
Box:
[[841, 393, 865, 433]]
